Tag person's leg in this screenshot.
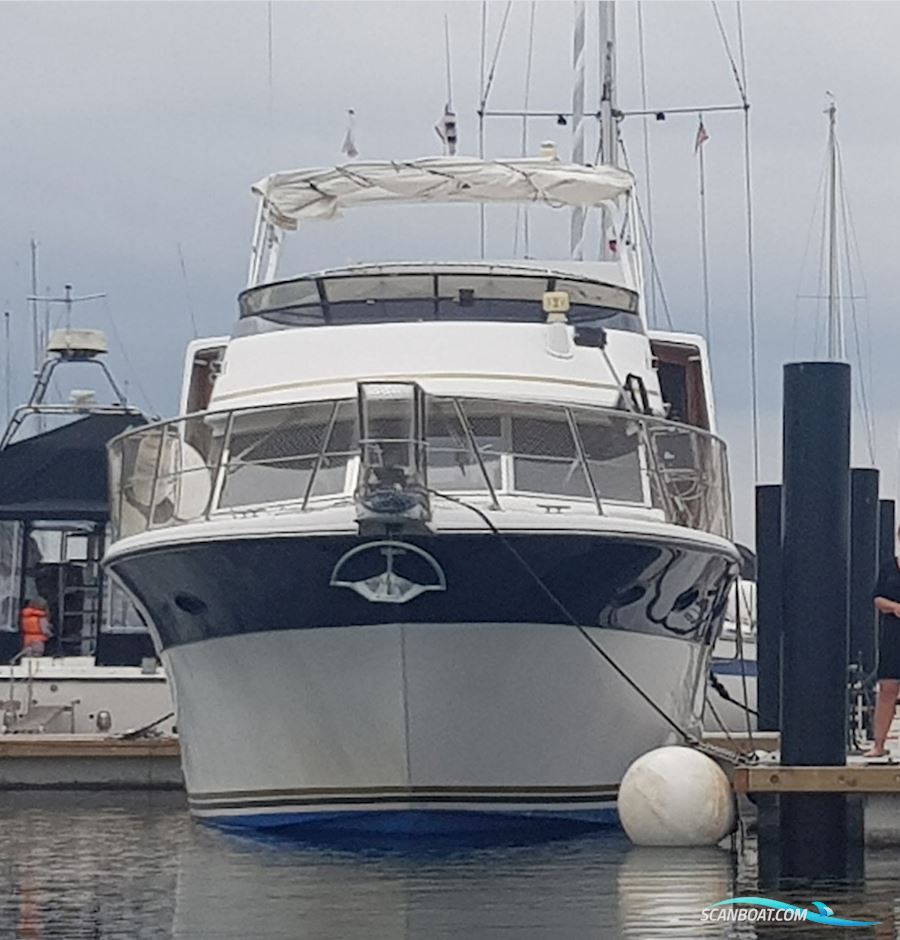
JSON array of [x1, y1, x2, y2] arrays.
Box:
[[867, 679, 900, 756]]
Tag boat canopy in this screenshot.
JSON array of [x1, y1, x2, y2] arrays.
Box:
[[0, 413, 146, 521], [251, 156, 634, 230]]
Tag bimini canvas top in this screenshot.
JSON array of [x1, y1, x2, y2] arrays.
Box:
[[251, 155, 634, 230]]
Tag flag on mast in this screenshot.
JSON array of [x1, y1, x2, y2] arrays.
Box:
[[434, 104, 458, 156], [341, 109, 359, 159], [694, 117, 709, 154]]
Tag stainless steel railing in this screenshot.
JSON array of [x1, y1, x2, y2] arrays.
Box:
[[108, 395, 733, 541]]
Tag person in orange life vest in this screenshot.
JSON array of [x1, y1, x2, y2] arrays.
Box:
[[20, 598, 51, 657]]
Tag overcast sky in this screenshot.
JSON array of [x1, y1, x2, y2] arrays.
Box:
[[2, 0, 899, 542]]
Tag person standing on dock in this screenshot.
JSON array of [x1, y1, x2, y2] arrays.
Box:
[[867, 528, 900, 758], [19, 598, 51, 657]]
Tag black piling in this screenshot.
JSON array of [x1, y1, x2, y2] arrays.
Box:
[[780, 362, 851, 768], [755, 484, 782, 732], [849, 470, 880, 741], [879, 499, 896, 574], [877, 499, 896, 687], [778, 361, 862, 884]]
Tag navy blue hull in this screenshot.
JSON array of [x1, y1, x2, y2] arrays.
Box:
[[109, 530, 737, 652], [203, 807, 620, 838]]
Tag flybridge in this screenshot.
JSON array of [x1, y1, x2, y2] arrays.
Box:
[[247, 153, 635, 286]]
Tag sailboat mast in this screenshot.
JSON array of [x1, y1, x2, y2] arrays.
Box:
[[826, 98, 844, 360], [598, 0, 616, 260], [598, 0, 616, 168], [570, 0, 586, 260], [570, 1, 616, 262]]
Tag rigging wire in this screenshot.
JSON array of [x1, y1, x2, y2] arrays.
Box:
[[477, 0, 513, 259], [812, 155, 830, 359], [836, 143, 877, 463], [733, 579, 755, 752], [712, 0, 760, 481], [100, 297, 158, 416], [735, 0, 749, 93], [478, 0, 487, 257], [513, 0, 537, 260], [696, 114, 712, 350], [176, 243, 199, 339], [789, 145, 830, 358], [635, 2, 656, 326], [429, 488, 707, 747], [739, 66, 759, 483], [839, 153, 877, 455], [479, 1, 514, 122], [636, 197, 675, 332], [619, 136, 675, 330], [710, 1, 747, 105], [704, 693, 747, 758]]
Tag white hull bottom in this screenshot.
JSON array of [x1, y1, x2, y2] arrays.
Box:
[[165, 623, 707, 835]]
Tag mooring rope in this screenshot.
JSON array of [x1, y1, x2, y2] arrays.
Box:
[[428, 489, 750, 760]]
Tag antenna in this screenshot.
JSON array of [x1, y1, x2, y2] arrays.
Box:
[[29, 240, 39, 375], [443, 13, 453, 111], [3, 311, 10, 425], [26, 285, 106, 335]]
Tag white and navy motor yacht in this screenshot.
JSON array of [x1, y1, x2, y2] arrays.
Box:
[[105, 155, 739, 833]]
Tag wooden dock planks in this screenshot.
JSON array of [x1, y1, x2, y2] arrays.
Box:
[[734, 764, 900, 794], [0, 735, 179, 759]]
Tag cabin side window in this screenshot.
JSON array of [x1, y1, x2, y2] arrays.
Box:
[[650, 339, 712, 431], [0, 521, 22, 632]]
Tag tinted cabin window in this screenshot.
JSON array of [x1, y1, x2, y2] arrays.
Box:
[[238, 273, 642, 334]]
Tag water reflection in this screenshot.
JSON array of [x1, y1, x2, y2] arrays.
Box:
[[0, 792, 184, 940], [617, 846, 740, 937], [0, 795, 898, 939]]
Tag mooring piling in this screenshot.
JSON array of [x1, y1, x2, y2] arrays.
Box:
[[776, 361, 863, 884], [878, 499, 896, 575], [849, 468, 880, 685], [755, 483, 782, 733]]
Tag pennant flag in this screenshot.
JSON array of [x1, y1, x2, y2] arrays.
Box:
[[694, 118, 709, 154], [434, 103, 458, 156], [341, 109, 359, 159]]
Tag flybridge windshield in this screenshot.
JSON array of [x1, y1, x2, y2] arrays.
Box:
[[238, 271, 641, 333]]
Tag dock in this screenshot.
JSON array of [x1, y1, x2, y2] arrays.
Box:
[[701, 731, 900, 846], [733, 763, 900, 794], [0, 735, 182, 790]]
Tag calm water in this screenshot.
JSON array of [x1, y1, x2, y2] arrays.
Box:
[[0, 793, 897, 939]]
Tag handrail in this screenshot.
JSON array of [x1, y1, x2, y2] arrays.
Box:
[[106, 396, 730, 449], [108, 394, 733, 542], [5, 649, 29, 733]]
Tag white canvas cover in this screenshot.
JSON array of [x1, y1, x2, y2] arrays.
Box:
[[251, 156, 633, 230]]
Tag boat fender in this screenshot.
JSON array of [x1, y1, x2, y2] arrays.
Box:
[[618, 745, 735, 846]]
